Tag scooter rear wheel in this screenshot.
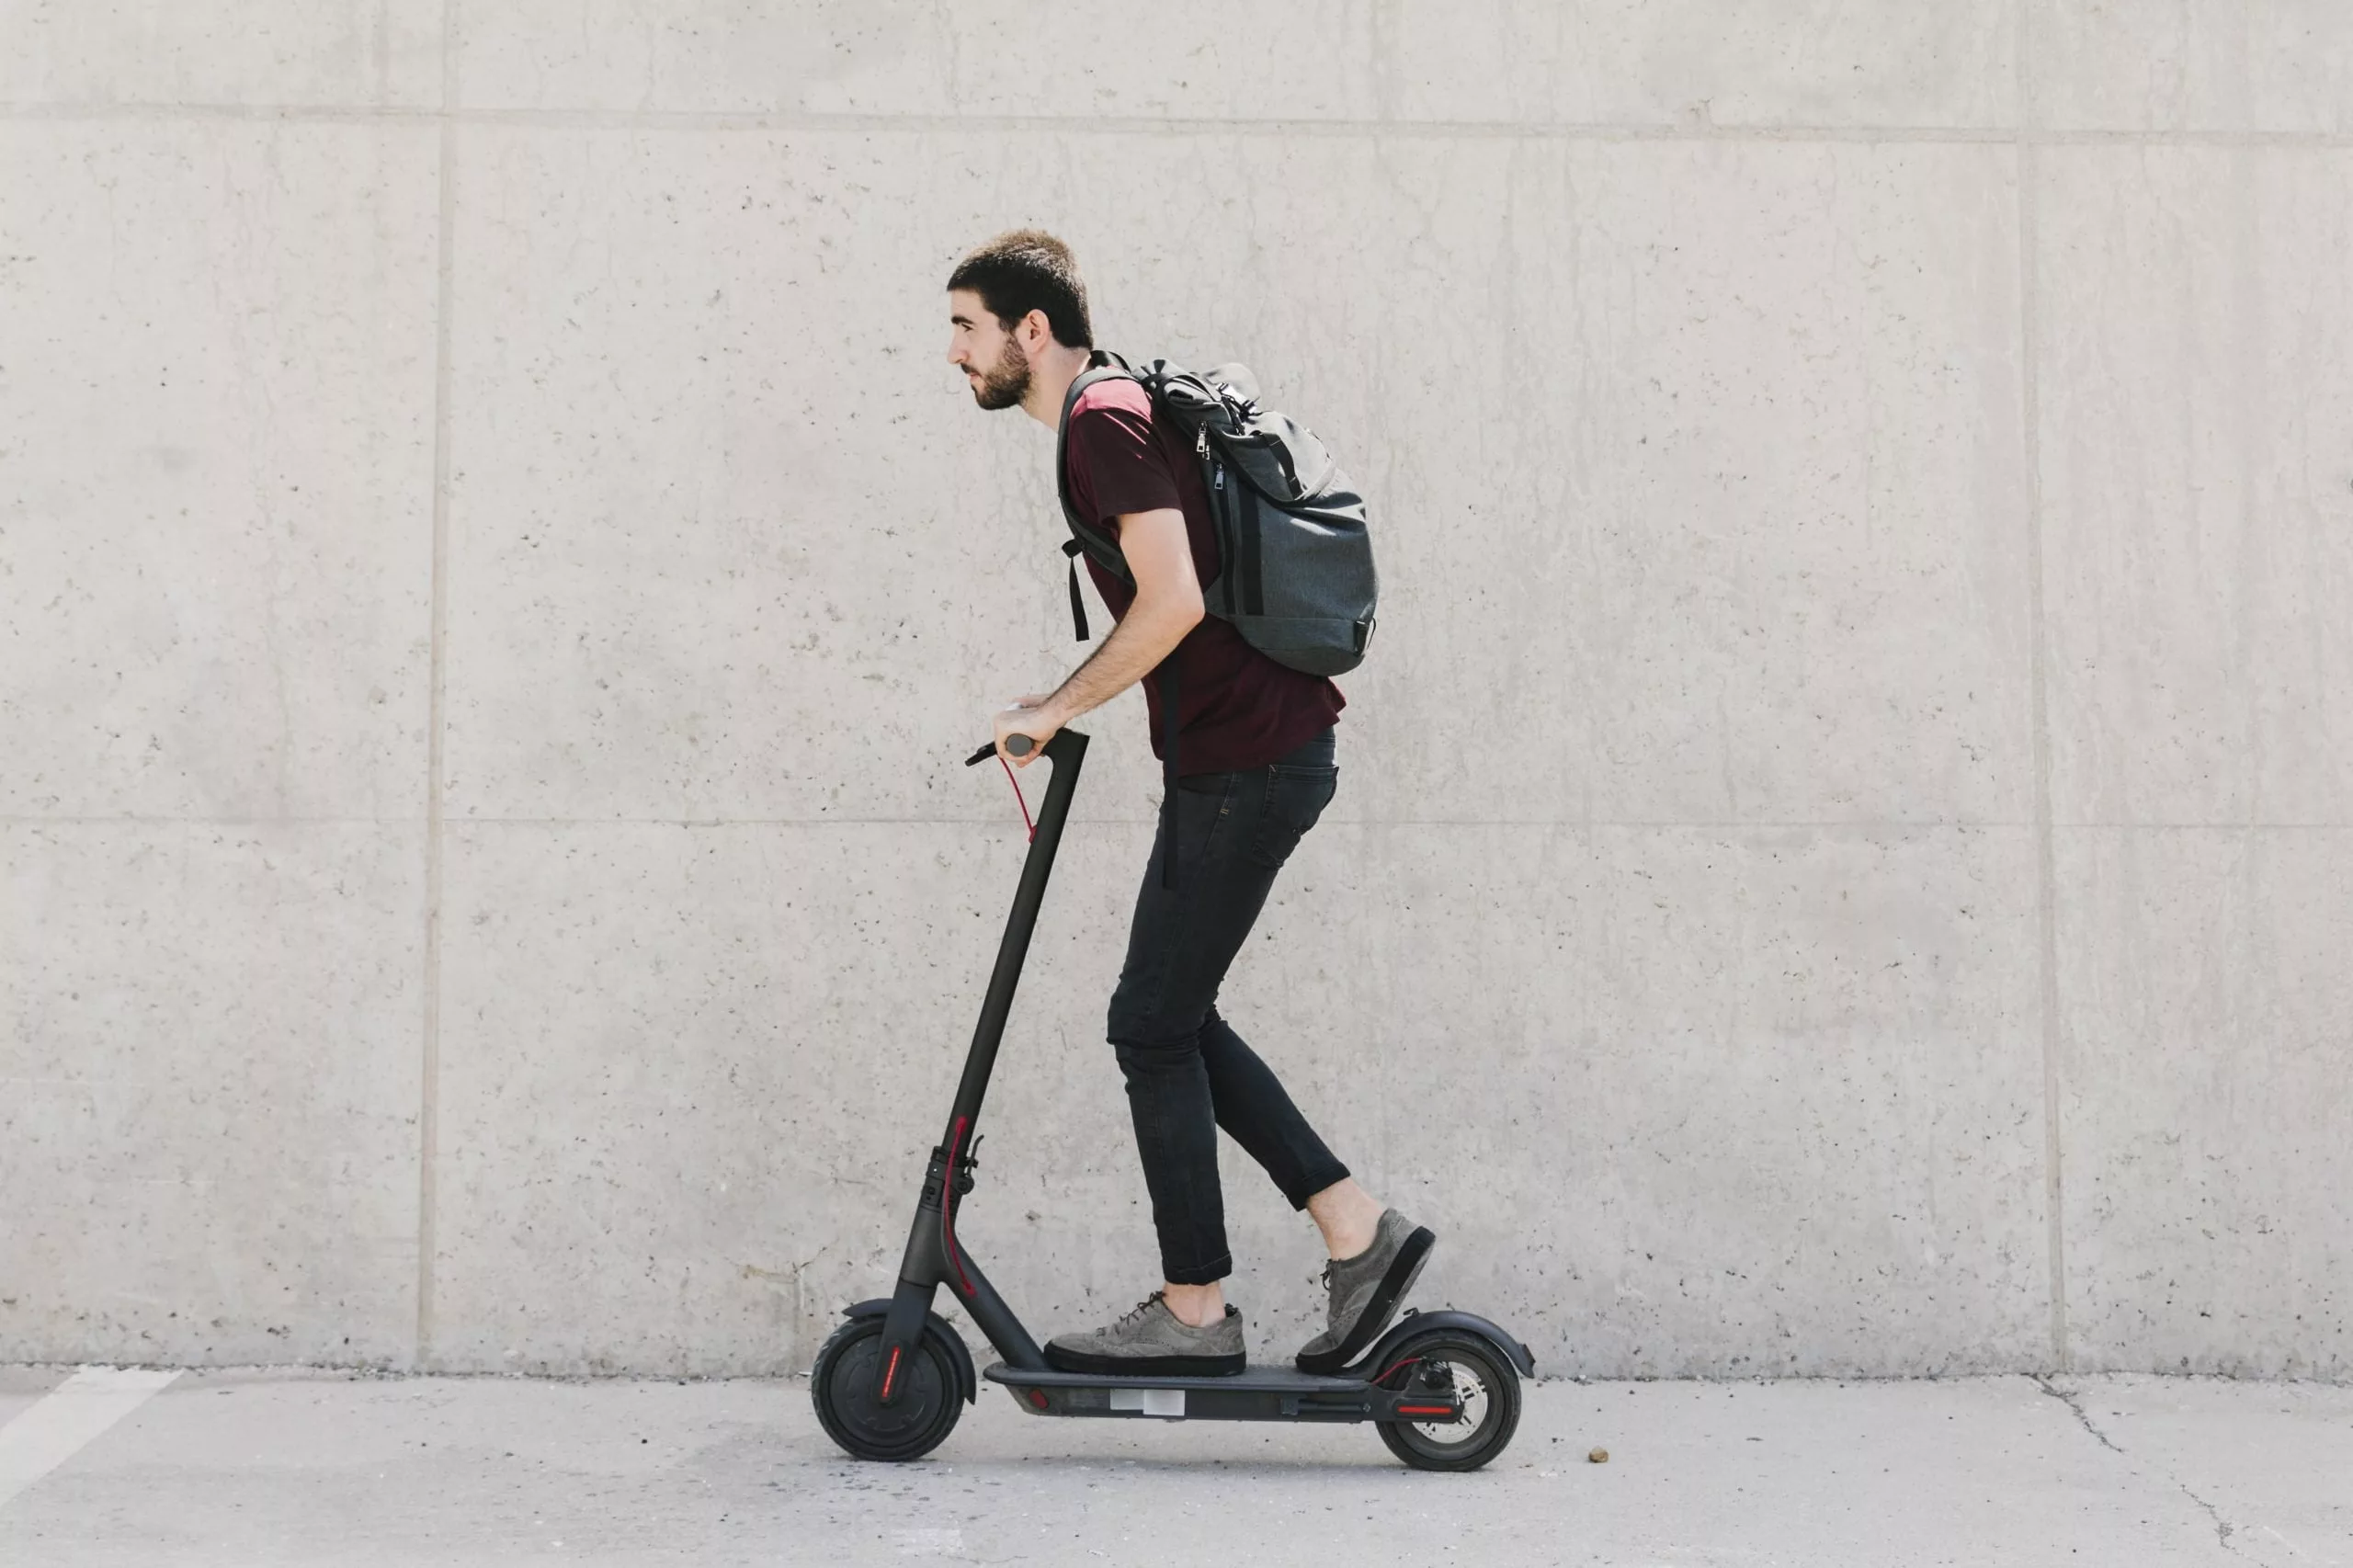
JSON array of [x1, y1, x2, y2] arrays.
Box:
[[1374, 1329, 1522, 1472], [811, 1317, 962, 1462]]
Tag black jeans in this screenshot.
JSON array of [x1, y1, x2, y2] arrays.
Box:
[[1106, 723, 1350, 1285]]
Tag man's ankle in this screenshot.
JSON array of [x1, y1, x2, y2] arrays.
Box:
[[1160, 1281, 1226, 1328], [1306, 1178, 1384, 1260]]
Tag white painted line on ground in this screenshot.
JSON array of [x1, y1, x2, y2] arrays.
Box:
[[0, 1367, 181, 1512]]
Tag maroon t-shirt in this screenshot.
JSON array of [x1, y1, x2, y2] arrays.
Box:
[[1062, 378, 1345, 774]]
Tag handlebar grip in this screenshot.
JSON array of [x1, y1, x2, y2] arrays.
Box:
[[962, 733, 1038, 767]]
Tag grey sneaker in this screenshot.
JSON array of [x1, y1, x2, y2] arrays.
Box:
[[1295, 1210, 1436, 1372], [1044, 1292, 1246, 1377]]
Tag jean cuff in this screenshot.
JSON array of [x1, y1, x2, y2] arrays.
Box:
[[1162, 1251, 1233, 1287], [1282, 1160, 1352, 1213]]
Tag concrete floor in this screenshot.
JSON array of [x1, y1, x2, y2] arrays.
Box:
[[0, 1367, 2346, 1566]]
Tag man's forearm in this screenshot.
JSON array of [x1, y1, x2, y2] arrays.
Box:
[[1042, 598, 1199, 723]]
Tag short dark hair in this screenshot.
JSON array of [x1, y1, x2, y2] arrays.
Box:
[[947, 230, 1092, 348]]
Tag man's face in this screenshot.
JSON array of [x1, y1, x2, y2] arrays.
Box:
[[946, 290, 1031, 411]]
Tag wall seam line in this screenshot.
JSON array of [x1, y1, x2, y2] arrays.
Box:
[[415, 0, 459, 1374], [2, 100, 2352, 149], [2018, 2, 2070, 1377]]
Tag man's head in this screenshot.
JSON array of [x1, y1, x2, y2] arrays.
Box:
[[946, 229, 1092, 414]]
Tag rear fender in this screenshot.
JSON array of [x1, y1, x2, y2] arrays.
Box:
[[1348, 1309, 1537, 1381], [844, 1298, 978, 1404]]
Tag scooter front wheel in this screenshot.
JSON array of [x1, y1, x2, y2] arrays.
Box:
[[811, 1317, 962, 1461]]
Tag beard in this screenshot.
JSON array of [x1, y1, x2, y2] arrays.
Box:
[[968, 335, 1032, 410]]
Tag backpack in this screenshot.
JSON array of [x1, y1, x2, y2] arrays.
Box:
[[1052, 349, 1378, 889], [1053, 350, 1379, 676]]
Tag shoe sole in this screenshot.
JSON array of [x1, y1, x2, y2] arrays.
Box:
[[1042, 1344, 1247, 1378], [1293, 1224, 1436, 1375]]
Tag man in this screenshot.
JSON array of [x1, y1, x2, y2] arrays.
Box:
[[945, 230, 1432, 1376]]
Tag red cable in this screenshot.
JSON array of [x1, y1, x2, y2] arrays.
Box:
[[995, 752, 1036, 841]]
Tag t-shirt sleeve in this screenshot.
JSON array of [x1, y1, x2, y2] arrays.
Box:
[[1066, 397, 1182, 539]]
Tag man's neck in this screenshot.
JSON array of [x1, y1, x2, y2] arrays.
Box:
[[1022, 343, 1099, 430]]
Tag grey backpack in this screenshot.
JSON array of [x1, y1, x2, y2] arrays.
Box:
[[1053, 350, 1379, 676], [1053, 348, 1377, 889]]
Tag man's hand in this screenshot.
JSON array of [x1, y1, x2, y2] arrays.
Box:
[[994, 693, 1061, 767]]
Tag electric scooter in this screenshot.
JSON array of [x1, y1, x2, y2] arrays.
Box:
[[810, 725, 1533, 1471]]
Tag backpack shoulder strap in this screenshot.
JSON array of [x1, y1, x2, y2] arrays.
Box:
[[1054, 349, 1142, 585], [1052, 351, 1189, 887]]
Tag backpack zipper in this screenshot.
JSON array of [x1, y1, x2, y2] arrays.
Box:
[[1199, 422, 1306, 500], [1199, 426, 1228, 490]]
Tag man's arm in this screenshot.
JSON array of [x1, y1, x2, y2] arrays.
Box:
[[995, 507, 1201, 763]]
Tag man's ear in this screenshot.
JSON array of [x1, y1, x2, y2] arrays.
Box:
[[1018, 307, 1054, 353]]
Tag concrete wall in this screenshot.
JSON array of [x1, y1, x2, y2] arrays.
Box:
[[3, 4, 2347, 1381]]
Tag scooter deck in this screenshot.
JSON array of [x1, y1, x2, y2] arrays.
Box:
[[982, 1361, 1461, 1425], [984, 1362, 1371, 1393]]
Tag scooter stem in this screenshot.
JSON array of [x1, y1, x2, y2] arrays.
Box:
[[946, 726, 1088, 1136], [872, 729, 1090, 1400]]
